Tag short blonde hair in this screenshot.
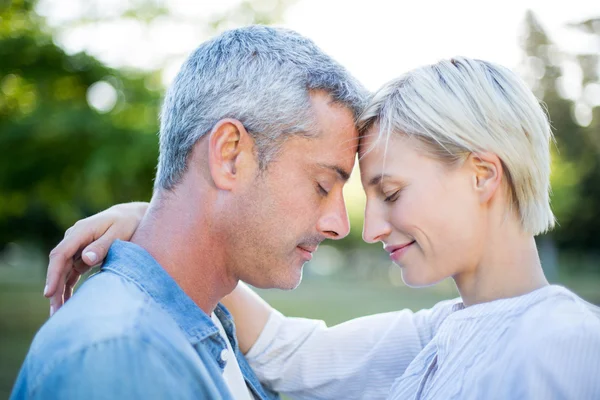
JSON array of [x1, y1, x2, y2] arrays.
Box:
[[359, 57, 555, 235]]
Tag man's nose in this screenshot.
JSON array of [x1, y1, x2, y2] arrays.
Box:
[[317, 194, 351, 240]]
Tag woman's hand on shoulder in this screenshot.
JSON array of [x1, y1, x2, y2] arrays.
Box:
[[44, 202, 149, 315]]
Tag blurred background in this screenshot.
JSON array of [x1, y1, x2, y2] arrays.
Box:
[[1, 0, 600, 396]]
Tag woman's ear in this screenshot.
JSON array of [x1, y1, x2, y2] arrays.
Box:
[[468, 152, 503, 204], [207, 118, 257, 191]]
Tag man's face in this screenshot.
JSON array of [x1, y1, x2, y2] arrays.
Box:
[[229, 91, 358, 289]]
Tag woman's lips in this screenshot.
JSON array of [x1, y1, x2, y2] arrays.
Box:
[[387, 241, 416, 262]]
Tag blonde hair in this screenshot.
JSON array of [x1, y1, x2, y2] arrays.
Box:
[[359, 57, 555, 235]]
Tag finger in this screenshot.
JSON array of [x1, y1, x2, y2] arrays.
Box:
[[44, 220, 110, 298], [64, 270, 81, 302], [73, 257, 93, 275], [64, 226, 74, 238], [45, 242, 71, 299], [49, 256, 72, 316], [48, 224, 122, 312], [80, 225, 122, 267], [63, 270, 73, 303], [49, 294, 62, 317]]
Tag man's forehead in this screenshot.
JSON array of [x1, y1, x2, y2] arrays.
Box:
[[309, 93, 359, 140], [313, 122, 359, 145], [287, 96, 359, 177], [281, 133, 356, 175], [309, 130, 358, 168]]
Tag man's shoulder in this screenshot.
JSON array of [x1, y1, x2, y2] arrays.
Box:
[[25, 270, 191, 373], [38, 270, 156, 338], [15, 325, 225, 399]]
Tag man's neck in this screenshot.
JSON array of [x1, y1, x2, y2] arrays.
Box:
[[131, 193, 238, 315]]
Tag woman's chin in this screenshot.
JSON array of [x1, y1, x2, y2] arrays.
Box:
[[400, 268, 441, 288]]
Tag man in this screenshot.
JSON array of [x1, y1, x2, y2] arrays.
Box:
[[11, 25, 367, 399]]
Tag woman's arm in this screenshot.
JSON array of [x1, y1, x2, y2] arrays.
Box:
[[221, 282, 272, 354], [243, 299, 458, 400]]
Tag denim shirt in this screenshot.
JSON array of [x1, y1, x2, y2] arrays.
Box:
[[11, 240, 279, 400]]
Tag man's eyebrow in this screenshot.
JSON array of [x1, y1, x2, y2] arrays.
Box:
[[318, 163, 351, 182]]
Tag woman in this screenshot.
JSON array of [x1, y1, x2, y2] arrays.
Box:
[[44, 57, 600, 399]]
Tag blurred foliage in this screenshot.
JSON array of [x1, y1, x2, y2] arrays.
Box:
[[40, 0, 296, 29], [1, 1, 600, 270], [0, 0, 295, 252], [0, 0, 162, 250], [521, 11, 600, 261]]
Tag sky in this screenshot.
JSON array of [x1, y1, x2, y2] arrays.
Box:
[[286, 0, 599, 90], [37, 0, 600, 90]]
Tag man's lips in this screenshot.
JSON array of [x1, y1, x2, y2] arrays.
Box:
[[385, 241, 416, 261], [297, 245, 317, 261]]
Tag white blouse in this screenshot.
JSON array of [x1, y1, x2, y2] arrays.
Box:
[[245, 285, 600, 399]]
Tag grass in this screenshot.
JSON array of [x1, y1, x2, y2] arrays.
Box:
[[0, 282, 49, 396], [1, 274, 598, 398]]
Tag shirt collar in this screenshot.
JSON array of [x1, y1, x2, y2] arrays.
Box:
[[102, 240, 233, 345]]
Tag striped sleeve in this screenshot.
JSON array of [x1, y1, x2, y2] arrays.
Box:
[[245, 300, 459, 400]]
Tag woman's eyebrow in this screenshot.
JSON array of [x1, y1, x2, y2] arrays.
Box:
[[367, 174, 391, 187]]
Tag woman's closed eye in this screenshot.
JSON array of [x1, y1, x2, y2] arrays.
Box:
[[382, 186, 406, 203], [384, 190, 401, 202]]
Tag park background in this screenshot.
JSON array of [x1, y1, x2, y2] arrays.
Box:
[[1, 0, 600, 397]]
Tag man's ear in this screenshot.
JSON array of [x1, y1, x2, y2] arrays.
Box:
[[468, 152, 503, 204], [208, 118, 257, 191]]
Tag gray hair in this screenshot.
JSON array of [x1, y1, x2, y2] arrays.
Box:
[[155, 25, 368, 190], [359, 57, 555, 235]]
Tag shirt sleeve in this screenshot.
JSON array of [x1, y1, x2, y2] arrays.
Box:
[[23, 337, 225, 400], [245, 299, 459, 400]]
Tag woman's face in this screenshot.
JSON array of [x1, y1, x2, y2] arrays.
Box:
[[359, 132, 486, 287]]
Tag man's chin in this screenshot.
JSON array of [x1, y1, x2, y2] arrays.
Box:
[[271, 269, 304, 291], [250, 265, 304, 291], [277, 272, 303, 291], [241, 257, 306, 290]]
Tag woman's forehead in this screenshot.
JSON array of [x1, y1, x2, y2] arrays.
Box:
[[359, 130, 411, 159], [358, 133, 433, 178], [358, 128, 385, 157]]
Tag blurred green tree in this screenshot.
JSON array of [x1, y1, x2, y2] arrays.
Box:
[[0, 0, 295, 251], [0, 0, 163, 251], [521, 11, 600, 265]]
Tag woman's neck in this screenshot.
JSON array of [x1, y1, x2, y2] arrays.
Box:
[[454, 221, 549, 307]]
